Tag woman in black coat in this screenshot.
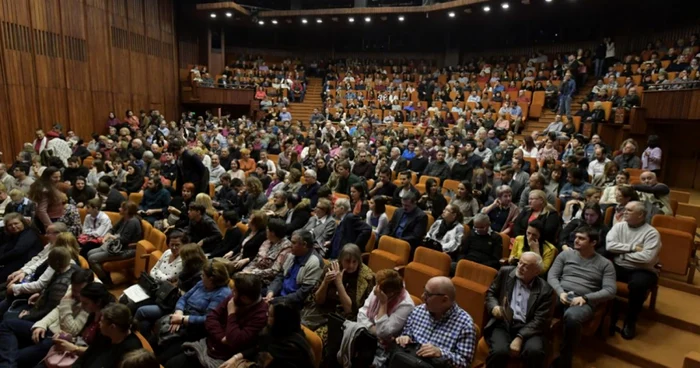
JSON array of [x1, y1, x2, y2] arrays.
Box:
[[418, 178, 447, 220], [559, 203, 609, 254], [512, 189, 561, 245], [0, 213, 43, 282], [284, 194, 312, 237]]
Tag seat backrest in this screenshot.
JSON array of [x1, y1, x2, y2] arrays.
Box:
[[236, 222, 248, 234], [105, 211, 122, 226], [364, 231, 377, 253], [604, 206, 615, 227], [385, 205, 397, 221], [651, 214, 696, 239], [148, 228, 168, 252], [677, 203, 700, 234], [670, 190, 691, 204], [302, 325, 323, 368], [419, 175, 440, 187], [78, 207, 87, 223], [426, 213, 434, 232], [657, 228, 693, 275], [141, 220, 153, 242], [683, 352, 700, 368], [413, 247, 452, 275], [442, 179, 460, 194], [129, 192, 143, 205], [499, 232, 511, 259], [378, 236, 411, 266], [333, 192, 350, 200], [455, 259, 498, 287]]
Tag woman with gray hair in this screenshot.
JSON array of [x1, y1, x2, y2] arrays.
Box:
[[481, 185, 520, 236]]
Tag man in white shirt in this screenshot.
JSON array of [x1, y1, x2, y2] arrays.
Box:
[[208, 155, 226, 186], [258, 150, 277, 174], [587, 147, 610, 179]]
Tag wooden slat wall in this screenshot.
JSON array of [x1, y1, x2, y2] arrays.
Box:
[[0, 0, 179, 162]]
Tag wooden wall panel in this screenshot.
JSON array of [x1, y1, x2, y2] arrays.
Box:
[[0, 0, 179, 162]]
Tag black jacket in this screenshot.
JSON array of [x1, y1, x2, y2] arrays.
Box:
[[209, 227, 243, 259], [391, 185, 420, 207], [0, 228, 43, 281], [284, 205, 312, 237], [459, 231, 503, 269], [390, 157, 409, 174], [450, 161, 474, 182], [175, 150, 208, 195], [103, 189, 126, 213], [380, 207, 428, 250], [187, 215, 223, 253], [234, 229, 267, 261], [485, 267, 553, 340], [329, 214, 372, 258], [512, 209, 561, 245]]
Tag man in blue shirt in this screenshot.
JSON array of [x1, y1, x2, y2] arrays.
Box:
[[265, 229, 323, 309], [558, 73, 577, 118], [278, 107, 292, 122], [395, 276, 477, 367]]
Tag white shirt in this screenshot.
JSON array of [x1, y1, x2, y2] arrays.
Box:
[[209, 164, 226, 185], [149, 249, 182, 283], [587, 158, 610, 178], [82, 211, 113, 238]]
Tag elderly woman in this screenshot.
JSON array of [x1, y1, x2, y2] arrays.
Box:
[[224, 210, 268, 265], [560, 203, 609, 253], [238, 148, 256, 175], [356, 268, 415, 366], [600, 171, 630, 205], [87, 201, 143, 287], [512, 189, 561, 244], [239, 176, 268, 218], [261, 191, 289, 218], [612, 185, 640, 226], [302, 244, 375, 343], [481, 184, 520, 236], [423, 204, 464, 256], [592, 161, 620, 188], [508, 220, 556, 274], [238, 218, 291, 286], [0, 213, 43, 281]]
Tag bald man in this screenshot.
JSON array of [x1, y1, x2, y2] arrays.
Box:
[[485, 252, 552, 368], [633, 171, 672, 215], [606, 201, 661, 340], [394, 276, 477, 367]]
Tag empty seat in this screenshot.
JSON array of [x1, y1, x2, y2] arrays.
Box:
[[670, 190, 691, 204], [651, 214, 697, 239], [128, 192, 143, 205], [302, 325, 323, 368], [656, 227, 695, 283], [404, 247, 452, 303], [368, 236, 410, 274], [452, 260, 497, 330]]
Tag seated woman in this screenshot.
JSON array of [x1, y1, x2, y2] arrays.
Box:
[[481, 184, 520, 236], [508, 220, 556, 274], [224, 210, 268, 265], [78, 198, 113, 257], [366, 196, 389, 235], [122, 164, 145, 194], [261, 191, 289, 218], [162, 274, 268, 368], [451, 181, 480, 224], [512, 189, 561, 244], [160, 182, 195, 232], [592, 161, 620, 188], [356, 269, 415, 367], [600, 171, 629, 205], [4, 189, 36, 224], [560, 203, 609, 254], [350, 183, 369, 217], [68, 176, 97, 209], [209, 210, 243, 259], [302, 244, 375, 342], [238, 218, 291, 286], [283, 193, 311, 237], [612, 185, 640, 226], [223, 301, 315, 368], [424, 204, 464, 256], [239, 177, 268, 219], [87, 201, 143, 287], [238, 148, 257, 176], [418, 178, 448, 220], [193, 193, 218, 219], [562, 186, 602, 225], [0, 269, 97, 368], [51, 303, 143, 368], [137, 176, 171, 225], [3, 247, 78, 322], [154, 259, 232, 364], [0, 213, 43, 282], [2, 231, 80, 314]]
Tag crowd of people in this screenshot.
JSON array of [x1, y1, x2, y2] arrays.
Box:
[[0, 38, 688, 368]]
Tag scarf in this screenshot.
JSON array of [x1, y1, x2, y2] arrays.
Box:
[[367, 288, 408, 322], [435, 218, 459, 240]]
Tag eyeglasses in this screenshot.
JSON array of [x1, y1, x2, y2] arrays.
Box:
[[422, 289, 445, 299]]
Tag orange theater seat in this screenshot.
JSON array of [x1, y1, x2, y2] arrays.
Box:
[[368, 236, 410, 274], [403, 247, 451, 304], [452, 260, 497, 330]]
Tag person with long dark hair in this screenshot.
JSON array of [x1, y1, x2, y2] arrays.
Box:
[[560, 202, 609, 254], [508, 219, 556, 274], [417, 178, 448, 220], [27, 167, 64, 233]]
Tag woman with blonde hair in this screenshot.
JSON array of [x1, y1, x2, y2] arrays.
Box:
[[238, 148, 256, 175], [194, 193, 217, 218], [512, 189, 561, 244]]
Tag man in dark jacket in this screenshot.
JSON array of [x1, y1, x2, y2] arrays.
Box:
[[458, 214, 503, 269], [326, 198, 372, 258], [369, 167, 397, 201], [334, 160, 361, 196], [298, 169, 321, 208], [450, 149, 474, 182], [423, 149, 451, 183], [380, 192, 428, 253], [186, 203, 222, 255], [351, 151, 375, 180], [391, 171, 420, 207], [388, 147, 408, 175], [484, 251, 553, 368], [171, 138, 208, 195]]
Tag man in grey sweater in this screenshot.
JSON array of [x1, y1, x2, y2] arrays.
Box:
[[548, 225, 616, 368], [606, 201, 661, 340]]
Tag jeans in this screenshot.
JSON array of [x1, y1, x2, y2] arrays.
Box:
[[614, 264, 657, 324], [558, 95, 572, 117], [87, 246, 135, 284], [135, 305, 165, 337], [556, 301, 594, 368], [0, 318, 53, 368], [594, 59, 605, 77], [486, 321, 546, 368]]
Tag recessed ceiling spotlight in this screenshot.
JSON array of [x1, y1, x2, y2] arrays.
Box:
[[272, 19, 278, 24], [225, 12, 232, 17], [483, 5, 491, 11], [502, 2, 510, 9], [448, 11, 456, 17], [545, 0, 552, 2], [398, 15, 405, 21], [364, 16, 371, 22], [301, 18, 308, 24], [349, 17, 355, 22], [258, 20, 264, 25], [210, 13, 216, 18], [316, 18, 322, 23]]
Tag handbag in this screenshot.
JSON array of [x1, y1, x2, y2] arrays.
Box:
[[42, 346, 79, 368], [138, 272, 159, 297], [155, 314, 188, 346], [155, 282, 180, 311], [105, 236, 124, 255], [388, 343, 449, 368]]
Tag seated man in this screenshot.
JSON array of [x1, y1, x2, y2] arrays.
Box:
[[633, 171, 672, 216], [327, 198, 372, 258], [297, 169, 321, 208], [558, 167, 592, 206], [485, 252, 553, 368], [606, 201, 661, 339], [379, 192, 428, 253], [394, 276, 477, 368], [186, 203, 223, 256], [458, 213, 503, 270], [390, 171, 420, 207], [264, 229, 323, 309], [301, 198, 336, 253], [547, 225, 616, 368], [368, 167, 398, 201]]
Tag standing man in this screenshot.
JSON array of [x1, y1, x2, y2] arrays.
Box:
[[558, 73, 577, 118], [171, 138, 208, 195]]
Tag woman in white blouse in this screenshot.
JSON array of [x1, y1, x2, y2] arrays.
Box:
[[357, 269, 415, 367], [149, 231, 185, 283]]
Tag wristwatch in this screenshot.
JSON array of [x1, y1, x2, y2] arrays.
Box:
[[582, 295, 589, 303]]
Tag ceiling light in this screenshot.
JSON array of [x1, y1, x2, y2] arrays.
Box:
[[272, 19, 278, 24], [448, 11, 456, 17], [483, 5, 491, 11], [225, 12, 232, 17], [316, 18, 322, 23], [302, 18, 308, 24], [349, 17, 355, 22], [258, 20, 264, 25], [364, 16, 371, 22], [501, 2, 510, 9], [398, 15, 405, 21], [545, 0, 552, 2], [210, 13, 216, 18]]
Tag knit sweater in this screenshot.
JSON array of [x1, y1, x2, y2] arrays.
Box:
[[606, 222, 661, 274], [547, 250, 616, 307]]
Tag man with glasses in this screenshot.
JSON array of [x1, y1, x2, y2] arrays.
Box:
[[457, 213, 504, 270], [484, 252, 552, 368], [302, 198, 337, 253], [393, 276, 476, 368]]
